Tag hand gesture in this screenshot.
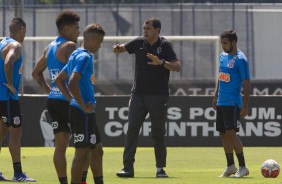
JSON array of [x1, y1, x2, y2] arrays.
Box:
[[4, 83, 16, 95], [146, 53, 162, 65], [113, 44, 121, 54]]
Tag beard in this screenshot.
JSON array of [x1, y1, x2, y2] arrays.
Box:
[[224, 45, 233, 53]]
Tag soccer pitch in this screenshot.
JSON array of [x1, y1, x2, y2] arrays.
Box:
[[0, 147, 281, 184]]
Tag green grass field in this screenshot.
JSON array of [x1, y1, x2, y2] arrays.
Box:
[[0, 147, 281, 184]]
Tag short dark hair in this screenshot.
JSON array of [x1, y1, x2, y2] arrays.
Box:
[[220, 29, 238, 42], [9, 17, 26, 34], [83, 23, 106, 38], [56, 10, 80, 33], [145, 17, 161, 30]]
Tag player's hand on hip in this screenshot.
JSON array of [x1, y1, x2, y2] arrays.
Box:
[[83, 102, 96, 113], [146, 53, 162, 65], [4, 83, 16, 95]]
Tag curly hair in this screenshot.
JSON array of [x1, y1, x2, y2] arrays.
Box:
[[56, 10, 80, 33]]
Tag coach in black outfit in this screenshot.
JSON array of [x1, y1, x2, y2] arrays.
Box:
[[113, 17, 181, 178]]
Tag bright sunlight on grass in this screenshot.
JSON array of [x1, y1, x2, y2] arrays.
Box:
[[0, 147, 281, 184]]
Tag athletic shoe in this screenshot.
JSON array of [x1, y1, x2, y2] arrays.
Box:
[[156, 169, 169, 178], [80, 182, 88, 184], [0, 172, 11, 181], [218, 164, 237, 177], [12, 172, 37, 182], [234, 166, 249, 177], [116, 168, 134, 178]]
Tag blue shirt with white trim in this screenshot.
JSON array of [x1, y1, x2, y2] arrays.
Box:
[[217, 49, 250, 108]]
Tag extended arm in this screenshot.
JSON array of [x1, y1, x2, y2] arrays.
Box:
[[113, 43, 127, 54]]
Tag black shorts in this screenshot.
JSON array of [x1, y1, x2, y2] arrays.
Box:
[[69, 106, 101, 148], [216, 105, 240, 133], [47, 98, 71, 134], [0, 99, 22, 128]]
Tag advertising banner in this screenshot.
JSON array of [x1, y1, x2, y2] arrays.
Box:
[[93, 80, 282, 96], [18, 96, 282, 147]]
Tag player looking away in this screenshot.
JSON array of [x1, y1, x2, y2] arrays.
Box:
[[0, 17, 36, 182], [32, 10, 89, 184], [212, 29, 250, 178], [55, 23, 105, 184]]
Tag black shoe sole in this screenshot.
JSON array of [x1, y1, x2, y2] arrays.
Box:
[[156, 175, 169, 178], [116, 173, 134, 178]]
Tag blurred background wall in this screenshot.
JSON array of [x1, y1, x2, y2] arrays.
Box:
[[0, 1, 281, 94]]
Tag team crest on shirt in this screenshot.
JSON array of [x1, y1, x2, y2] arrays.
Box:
[[157, 47, 162, 54], [227, 59, 235, 68]]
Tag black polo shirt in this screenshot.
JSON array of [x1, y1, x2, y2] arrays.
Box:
[[125, 36, 178, 95]]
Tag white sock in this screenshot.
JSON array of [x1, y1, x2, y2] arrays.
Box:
[[157, 168, 163, 172]]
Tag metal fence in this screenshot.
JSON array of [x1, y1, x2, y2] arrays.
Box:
[[0, 3, 281, 94]]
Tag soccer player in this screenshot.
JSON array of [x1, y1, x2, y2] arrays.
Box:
[[0, 17, 36, 182], [113, 17, 181, 178], [32, 10, 89, 184], [55, 23, 105, 184], [212, 29, 250, 178]]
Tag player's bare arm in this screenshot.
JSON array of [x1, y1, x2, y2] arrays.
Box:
[[32, 46, 51, 93], [68, 72, 95, 113], [55, 70, 72, 102], [113, 43, 127, 54], [212, 81, 219, 110], [146, 53, 181, 72], [3, 42, 22, 95], [240, 79, 250, 117]]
